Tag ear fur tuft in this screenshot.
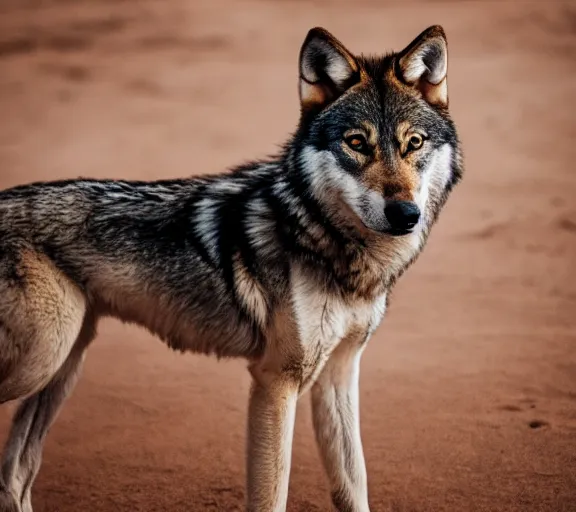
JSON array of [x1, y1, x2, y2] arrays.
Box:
[[299, 27, 359, 114], [397, 25, 449, 107]]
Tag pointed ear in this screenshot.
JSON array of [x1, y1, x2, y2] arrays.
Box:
[[299, 27, 360, 115], [397, 25, 448, 107]]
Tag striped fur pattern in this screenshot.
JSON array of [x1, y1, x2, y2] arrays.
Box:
[[0, 25, 462, 512]]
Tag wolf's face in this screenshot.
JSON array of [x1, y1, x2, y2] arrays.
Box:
[[294, 26, 462, 236]]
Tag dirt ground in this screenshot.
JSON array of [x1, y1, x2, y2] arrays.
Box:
[[0, 0, 575, 510]]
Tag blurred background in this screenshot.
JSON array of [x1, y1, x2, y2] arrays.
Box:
[[0, 0, 575, 510]]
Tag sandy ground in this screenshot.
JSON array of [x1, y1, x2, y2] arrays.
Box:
[[0, 0, 575, 510]]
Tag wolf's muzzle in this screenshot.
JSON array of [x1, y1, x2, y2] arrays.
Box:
[[384, 201, 421, 235]]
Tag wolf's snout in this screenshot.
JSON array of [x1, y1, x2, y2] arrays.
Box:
[[384, 201, 421, 233]]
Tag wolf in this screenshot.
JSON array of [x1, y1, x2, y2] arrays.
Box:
[[0, 25, 462, 512]]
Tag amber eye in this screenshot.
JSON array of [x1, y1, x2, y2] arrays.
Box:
[[407, 133, 424, 152], [345, 134, 369, 154]]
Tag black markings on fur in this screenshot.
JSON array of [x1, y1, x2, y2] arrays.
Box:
[[331, 488, 355, 512], [288, 159, 351, 247], [215, 181, 268, 340], [0, 241, 25, 287], [168, 186, 217, 268]]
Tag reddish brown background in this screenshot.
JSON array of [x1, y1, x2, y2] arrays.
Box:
[[1, 1, 575, 511]]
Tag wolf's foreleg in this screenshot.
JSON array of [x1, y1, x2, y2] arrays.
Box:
[[311, 337, 370, 512], [246, 362, 299, 512]]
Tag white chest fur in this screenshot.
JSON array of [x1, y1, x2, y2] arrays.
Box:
[[289, 265, 387, 386]]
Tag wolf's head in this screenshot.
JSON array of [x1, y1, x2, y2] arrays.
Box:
[[291, 26, 462, 238]]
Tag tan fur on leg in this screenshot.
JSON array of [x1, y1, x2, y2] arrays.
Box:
[[311, 335, 370, 512], [1, 319, 95, 512], [246, 363, 299, 512]]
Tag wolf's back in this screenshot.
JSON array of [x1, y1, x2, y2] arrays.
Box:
[[0, 181, 91, 244]]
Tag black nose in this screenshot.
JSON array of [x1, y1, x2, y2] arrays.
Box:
[[384, 201, 421, 232]]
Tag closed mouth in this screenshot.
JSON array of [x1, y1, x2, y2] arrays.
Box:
[[386, 227, 415, 236]]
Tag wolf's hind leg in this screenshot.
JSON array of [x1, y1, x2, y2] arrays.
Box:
[[0, 245, 87, 403], [0, 319, 95, 512]]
